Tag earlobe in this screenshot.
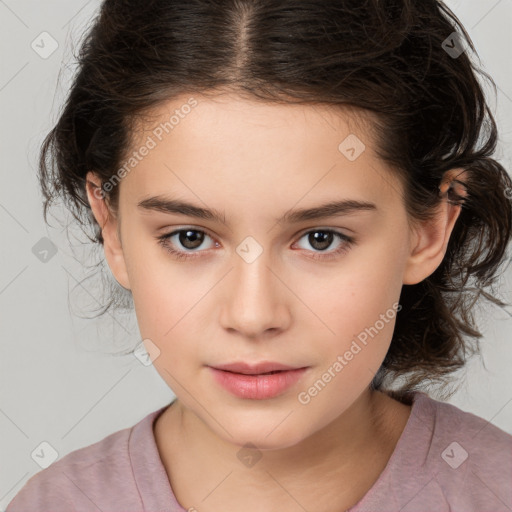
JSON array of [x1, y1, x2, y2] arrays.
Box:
[[402, 169, 467, 285], [85, 171, 131, 290]]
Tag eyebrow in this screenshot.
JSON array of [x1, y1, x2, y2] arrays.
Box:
[[137, 196, 377, 225]]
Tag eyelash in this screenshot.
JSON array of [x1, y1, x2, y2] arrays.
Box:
[[156, 227, 355, 262]]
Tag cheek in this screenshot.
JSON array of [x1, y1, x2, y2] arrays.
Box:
[[299, 242, 405, 382], [295, 265, 401, 418], [128, 263, 208, 386], [303, 248, 403, 339], [129, 262, 209, 341], [121, 236, 192, 341]]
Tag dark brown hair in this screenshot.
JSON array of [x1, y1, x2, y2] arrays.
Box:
[[39, 0, 512, 397]]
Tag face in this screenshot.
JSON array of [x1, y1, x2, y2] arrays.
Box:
[[87, 92, 458, 450]]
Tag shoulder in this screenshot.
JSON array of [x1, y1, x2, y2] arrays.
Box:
[[405, 392, 512, 510], [356, 391, 512, 512], [5, 409, 161, 512], [421, 391, 512, 463]]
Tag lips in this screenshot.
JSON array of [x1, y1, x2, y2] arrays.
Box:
[[209, 361, 302, 375], [207, 361, 309, 399]]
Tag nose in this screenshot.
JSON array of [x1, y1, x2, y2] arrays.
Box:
[[219, 249, 291, 340]]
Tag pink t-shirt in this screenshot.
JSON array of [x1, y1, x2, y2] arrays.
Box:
[[6, 391, 512, 511]]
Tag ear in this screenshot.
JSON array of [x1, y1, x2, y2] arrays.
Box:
[[402, 168, 468, 285], [85, 171, 131, 290]]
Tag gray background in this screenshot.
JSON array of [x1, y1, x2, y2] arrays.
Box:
[[1, 0, 511, 508]]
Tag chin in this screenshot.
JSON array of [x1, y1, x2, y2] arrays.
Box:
[[213, 417, 311, 451]]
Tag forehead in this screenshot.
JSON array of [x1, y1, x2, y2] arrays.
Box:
[[119, 92, 402, 215], [130, 92, 375, 149]]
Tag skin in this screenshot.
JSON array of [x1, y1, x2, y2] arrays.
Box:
[[86, 92, 463, 512]]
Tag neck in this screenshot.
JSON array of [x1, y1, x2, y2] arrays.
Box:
[[154, 389, 411, 511]]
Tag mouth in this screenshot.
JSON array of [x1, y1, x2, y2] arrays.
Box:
[[207, 362, 309, 400], [209, 361, 305, 375]]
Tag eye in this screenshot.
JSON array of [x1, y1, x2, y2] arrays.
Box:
[[157, 228, 217, 260], [156, 227, 355, 261], [293, 229, 354, 261]]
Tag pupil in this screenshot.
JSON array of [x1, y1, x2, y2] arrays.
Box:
[[179, 230, 204, 249], [310, 231, 332, 251]]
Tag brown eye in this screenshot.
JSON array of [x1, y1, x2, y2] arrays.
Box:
[[293, 229, 355, 261], [157, 227, 354, 262], [307, 231, 334, 251], [156, 228, 217, 260], [296, 229, 345, 252], [177, 229, 205, 250]]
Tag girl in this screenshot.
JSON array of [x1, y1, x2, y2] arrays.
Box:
[[7, 0, 512, 511]]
